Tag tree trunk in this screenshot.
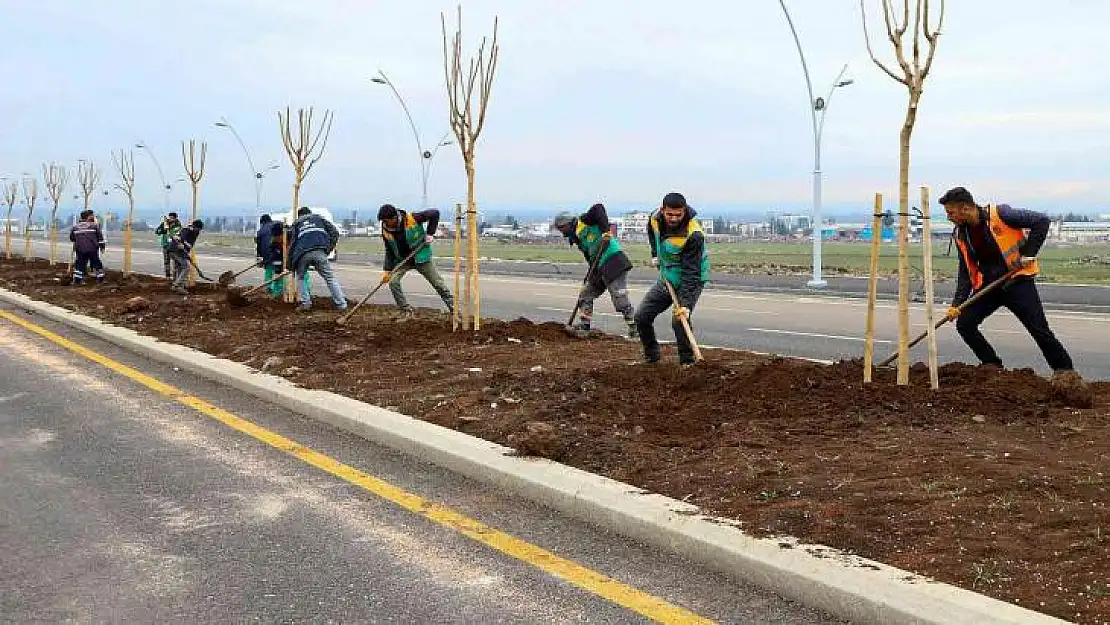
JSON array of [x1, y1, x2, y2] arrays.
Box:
[[49, 206, 59, 265], [4, 209, 11, 260], [284, 181, 301, 303], [465, 159, 479, 331], [896, 88, 921, 385], [123, 197, 135, 275], [188, 183, 199, 287], [452, 203, 463, 332]]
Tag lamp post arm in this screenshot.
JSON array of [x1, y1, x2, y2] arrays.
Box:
[[815, 63, 850, 161], [777, 0, 820, 167], [376, 70, 425, 157]]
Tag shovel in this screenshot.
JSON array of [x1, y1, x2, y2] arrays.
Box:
[[664, 279, 704, 363], [878, 267, 1021, 368], [227, 271, 290, 308], [336, 241, 429, 326], [218, 259, 262, 287], [563, 235, 609, 337]]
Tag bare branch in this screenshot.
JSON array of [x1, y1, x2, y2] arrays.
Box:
[[302, 110, 334, 178], [860, 0, 909, 84], [912, 0, 923, 71], [920, 0, 946, 79], [278, 106, 333, 187], [42, 162, 68, 209]]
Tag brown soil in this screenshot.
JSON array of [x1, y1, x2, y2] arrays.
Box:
[[3, 258, 1108, 624]]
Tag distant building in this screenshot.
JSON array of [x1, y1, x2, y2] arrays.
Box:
[[617, 211, 652, 240], [1057, 221, 1110, 243]]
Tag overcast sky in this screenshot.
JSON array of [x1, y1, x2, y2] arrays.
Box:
[[1, 0, 1107, 216]]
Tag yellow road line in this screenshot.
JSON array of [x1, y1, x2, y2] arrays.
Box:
[[0, 309, 714, 625]]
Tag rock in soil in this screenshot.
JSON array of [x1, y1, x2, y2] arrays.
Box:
[[1050, 370, 1094, 408], [507, 421, 565, 459], [120, 296, 156, 313]]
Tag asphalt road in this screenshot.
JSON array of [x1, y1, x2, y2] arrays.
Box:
[[23, 239, 1110, 380], [0, 304, 843, 624]]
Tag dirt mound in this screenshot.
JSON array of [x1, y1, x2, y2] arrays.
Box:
[[2, 256, 1108, 623]]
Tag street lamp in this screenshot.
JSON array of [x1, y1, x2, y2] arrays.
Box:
[[776, 0, 854, 289], [135, 142, 171, 212], [215, 118, 278, 228], [371, 70, 453, 209]]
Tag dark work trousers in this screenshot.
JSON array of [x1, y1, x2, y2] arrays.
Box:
[[635, 279, 704, 364], [73, 250, 104, 283], [955, 277, 1074, 371], [162, 247, 173, 278]]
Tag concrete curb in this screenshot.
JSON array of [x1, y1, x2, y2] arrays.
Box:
[[0, 287, 1069, 625]]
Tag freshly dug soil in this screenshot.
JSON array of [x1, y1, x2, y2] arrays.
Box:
[[2, 258, 1108, 624]]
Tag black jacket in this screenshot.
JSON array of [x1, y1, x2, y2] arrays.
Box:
[[171, 224, 202, 254], [289, 214, 339, 268], [255, 224, 275, 264], [69, 220, 104, 254], [382, 209, 440, 270], [952, 204, 1050, 306], [563, 203, 632, 284], [647, 208, 706, 306]]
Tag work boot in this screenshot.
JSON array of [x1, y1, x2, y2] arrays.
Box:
[[640, 349, 661, 365], [71, 277, 84, 286], [395, 306, 415, 322], [1051, 369, 1085, 388]]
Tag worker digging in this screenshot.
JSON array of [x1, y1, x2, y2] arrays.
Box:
[[553, 202, 638, 340]]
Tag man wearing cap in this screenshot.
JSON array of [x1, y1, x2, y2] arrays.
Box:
[[288, 207, 346, 311], [635, 192, 710, 366], [553, 203, 637, 338], [167, 219, 204, 294], [154, 212, 181, 279], [939, 186, 1080, 383], [377, 203, 454, 317]]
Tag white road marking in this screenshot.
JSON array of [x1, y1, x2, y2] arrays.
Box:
[[746, 327, 893, 343]]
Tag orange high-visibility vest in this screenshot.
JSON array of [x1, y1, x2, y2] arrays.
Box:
[[954, 204, 1038, 290]]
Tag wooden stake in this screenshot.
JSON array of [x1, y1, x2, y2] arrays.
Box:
[[863, 192, 883, 383], [452, 202, 463, 331], [920, 185, 939, 389], [471, 201, 481, 330]]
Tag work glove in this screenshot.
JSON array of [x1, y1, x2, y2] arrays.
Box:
[[1019, 256, 1036, 268], [256, 257, 265, 267], [673, 306, 690, 320], [98, 243, 106, 252], [424, 235, 435, 244], [946, 306, 961, 320], [602, 232, 612, 242], [380, 271, 392, 284], [650, 257, 660, 268]]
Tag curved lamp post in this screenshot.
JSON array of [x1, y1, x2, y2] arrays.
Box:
[[776, 0, 854, 289], [215, 117, 280, 232], [371, 70, 453, 209], [135, 142, 171, 213]]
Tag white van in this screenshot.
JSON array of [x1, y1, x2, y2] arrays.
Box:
[[277, 206, 340, 262]]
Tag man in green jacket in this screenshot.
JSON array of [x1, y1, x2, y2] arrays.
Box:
[[154, 212, 181, 278], [635, 192, 710, 366], [378, 204, 454, 317], [553, 203, 637, 338]]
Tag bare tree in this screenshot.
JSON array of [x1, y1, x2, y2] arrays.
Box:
[[442, 5, 499, 331], [43, 163, 68, 265], [860, 0, 945, 385], [77, 160, 101, 212], [113, 149, 137, 274], [278, 106, 334, 303], [3, 182, 17, 260], [182, 140, 207, 286], [21, 177, 38, 262]]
